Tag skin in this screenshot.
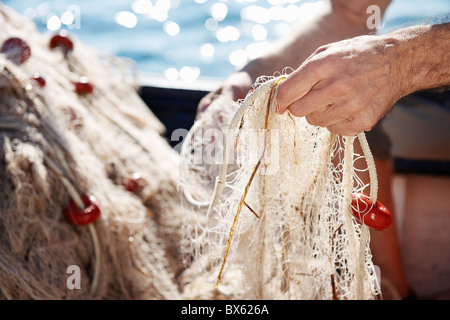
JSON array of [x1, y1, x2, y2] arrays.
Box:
[[198, 0, 392, 117], [276, 23, 450, 135], [197, 0, 449, 299]]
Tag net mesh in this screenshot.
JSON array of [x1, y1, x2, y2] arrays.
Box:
[[0, 5, 186, 300], [180, 75, 381, 300]]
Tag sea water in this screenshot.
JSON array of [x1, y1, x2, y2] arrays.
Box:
[[3, 0, 449, 82]]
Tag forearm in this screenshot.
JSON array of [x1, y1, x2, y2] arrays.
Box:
[[387, 23, 450, 95], [241, 0, 391, 81]]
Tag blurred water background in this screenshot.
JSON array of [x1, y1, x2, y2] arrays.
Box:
[[2, 0, 449, 83]]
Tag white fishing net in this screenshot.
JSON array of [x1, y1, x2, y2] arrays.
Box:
[[179, 75, 382, 300], [0, 5, 187, 300]]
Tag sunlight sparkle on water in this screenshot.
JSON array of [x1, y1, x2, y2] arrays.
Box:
[[200, 43, 215, 63], [114, 11, 138, 28], [164, 21, 180, 36], [146, 0, 171, 22], [246, 41, 269, 59], [179, 66, 200, 82], [60, 10, 74, 25], [46, 14, 61, 31], [165, 67, 179, 81], [205, 18, 218, 31], [251, 24, 267, 41], [216, 26, 240, 43], [211, 2, 228, 21], [229, 49, 247, 67], [132, 0, 153, 14]]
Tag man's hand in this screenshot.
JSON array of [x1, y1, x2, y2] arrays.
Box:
[[195, 0, 393, 121], [276, 35, 405, 136], [276, 23, 450, 136]]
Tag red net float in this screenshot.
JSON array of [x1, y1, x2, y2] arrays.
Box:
[[30, 72, 46, 87], [351, 192, 392, 231], [1, 37, 31, 65], [65, 194, 101, 226], [49, 30, 74, 53], [121, 172, 146, 192], [73, 76, 94, 94]]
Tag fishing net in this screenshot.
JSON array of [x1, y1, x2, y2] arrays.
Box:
[[0, 5, 188, 300], [179, 75, 383, 300]]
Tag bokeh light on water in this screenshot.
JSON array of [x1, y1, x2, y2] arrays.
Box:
[[3, 0, 449, 83]]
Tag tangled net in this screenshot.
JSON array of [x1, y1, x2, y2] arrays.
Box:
[[180, 75, 382, 300], [0, 5, 190, 300]]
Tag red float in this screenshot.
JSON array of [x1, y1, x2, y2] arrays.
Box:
[[49, 30, 74, 53], [73, 76, 94, 94], [65, 194, 101, 226], [30, 72, 46, 87], [351, 193, 392, 231], [1, 37, 31, 65], [122, 172, 146, 192]]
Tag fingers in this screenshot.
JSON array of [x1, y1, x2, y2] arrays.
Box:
[[327, 118, 366, 136], [325, 110, 378, 136], [276, 63, 321, 114], [303, 103, 343, 128], [299, 99, 377, 136], [276, 44, 334, 114], [286, 84, 335, 118], [275, 56, 375, 136], [281, 82, 377, 136]]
